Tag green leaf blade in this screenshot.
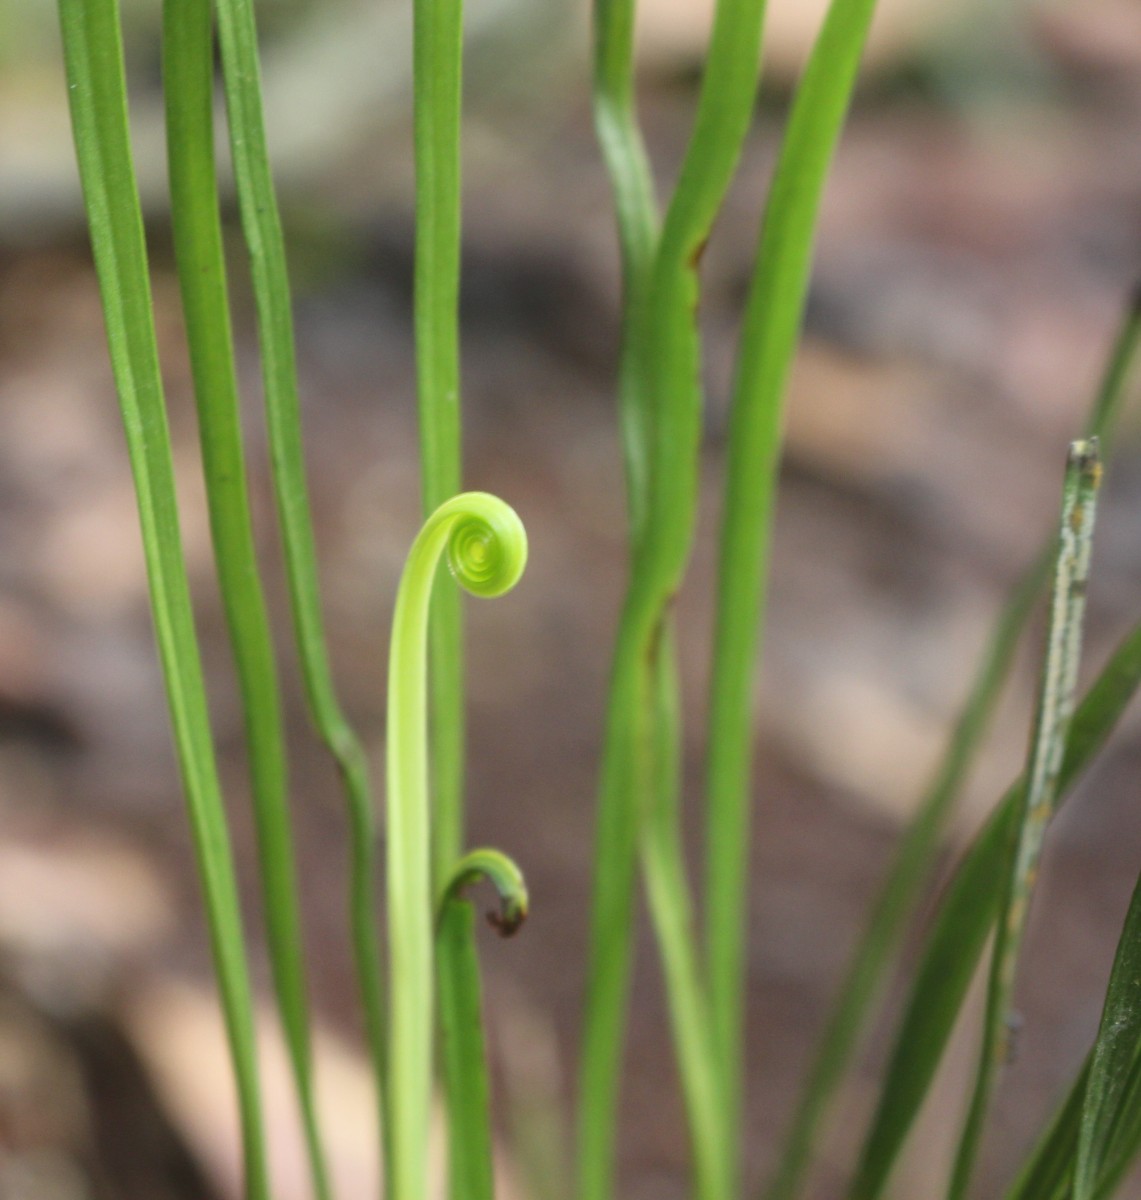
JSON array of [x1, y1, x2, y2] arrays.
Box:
[[851, 607, 1141, 1200], [58, 0, 269, 1193], [1076, 870, 1141, 1197], [210, 0, 389, 1171], [580, 1, 771, 1195], [693, 0, 881, 1182], [437, 902, 497, 1200], [161, 3, 331, 1195]]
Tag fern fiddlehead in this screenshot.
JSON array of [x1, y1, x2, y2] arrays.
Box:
[[386, 491, 528, 1200]]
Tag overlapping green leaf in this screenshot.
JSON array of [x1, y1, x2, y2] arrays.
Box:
[[211, 0, 388, 1171], [851, 612, 1141, 1200], [58, 0, 269, 1193], [772, 285, 1140, 1200]]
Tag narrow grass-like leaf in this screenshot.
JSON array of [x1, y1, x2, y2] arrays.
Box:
[[412, 0, 466, 886], [579, 4, 662, 1187], [947, 440, 1101, 1200], [697, 0, 879, 1172], [410, 1, 476, 1187], [640, 630, 730, 1200], [58, 1, 268, 1194], [1087, 284, 1141, 459], [386, 494, 527, 1200], [769, 283, 1141, 1200], [1009, 859, 1141, 1200], [1076, 861, 1141, 1197], [1091, 1045, 1141, 1198], [592, 0, 659, 536], [436, 848, 529, 1200], [1010, 991, 1141, 1200], [767, 556, 1043, 1200], [851, 609, 1141, 1200], [1004, 1059, 1086, 1200], [436, 902, 495, 1200], [161, 4, 330, 1195], [578, 0, 768, 1194], [209, 0, 389, 1168]]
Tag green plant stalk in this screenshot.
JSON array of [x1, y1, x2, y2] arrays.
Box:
[[1008, 972, 1141, 1200], [410, 0, 476, 1188], [57, 0, 268, 1194], [1087, 284, 1141, 459], [698, 0, 878, 1171], [641, 629, 730, 1200], [1006, 1060, 1086, 1200], [1007, 1041, 1141, 1200], [161, 4, 331, 1195], [768, 283, 1141, 1200], [1076, 855, 1141, 1198], [767, 556, 1044, 1200], [1009, 1039, 1141, 1200], [436, 848, 530, 1200], [387, 493, 527, 1200], [436, 901, 496, 1200], [592, 0, 659, 538], [850, 604, 1141, 1200], [1092, 1047, 1141, 1199], [579, 2, 769, 1196], [579, 1, 661, 1188], [412, 0, 466, 886], [591, 4, 705, 1196], [210, 0, 388, 1171], [947, 439, 1101, 1200], [590, 26, 724, 1188]]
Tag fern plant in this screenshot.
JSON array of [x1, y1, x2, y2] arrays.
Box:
[[56, 0, 1141, 1197]]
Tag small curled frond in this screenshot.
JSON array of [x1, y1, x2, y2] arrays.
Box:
[[386, 489, 528, 1200], [431, 492, 528, 599], [439, 847, 530, 937]]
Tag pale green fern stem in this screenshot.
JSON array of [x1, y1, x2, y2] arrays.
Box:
[[387, 493, 527, 1200]]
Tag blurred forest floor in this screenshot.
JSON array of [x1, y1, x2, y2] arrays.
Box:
[[0, 1, 1140, 1197]]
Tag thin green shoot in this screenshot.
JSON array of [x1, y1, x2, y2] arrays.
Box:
[[1091, 1046, 1141, 1198], [1086, 284, 1141, 458], [577, 0, 662, 1188], [436, 902, 496, 1200], [1006, 1060, 1087, 1200], [640, 629, 730, 1200], [210, 0, 389, 1169], [579, 0, 768, 1194], [412, 0, 466, 886], [769, 282, 1141, 1200], [410, 1, 476, 1188], [437, 848, 530, 1200], [57, 0, 269, 1193], [592, 0, 659, 537], [386, 493, 527, 1200], [1075, 852, 1141, 1197], [1006, 908, 1141, 1200], [701, 0, 879, 1172], [161, 2, 330, 1194], [850, 605, 1141, 1200], [1008, 1031, 1141, 1200], [947, 439, 1101, 1200]]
